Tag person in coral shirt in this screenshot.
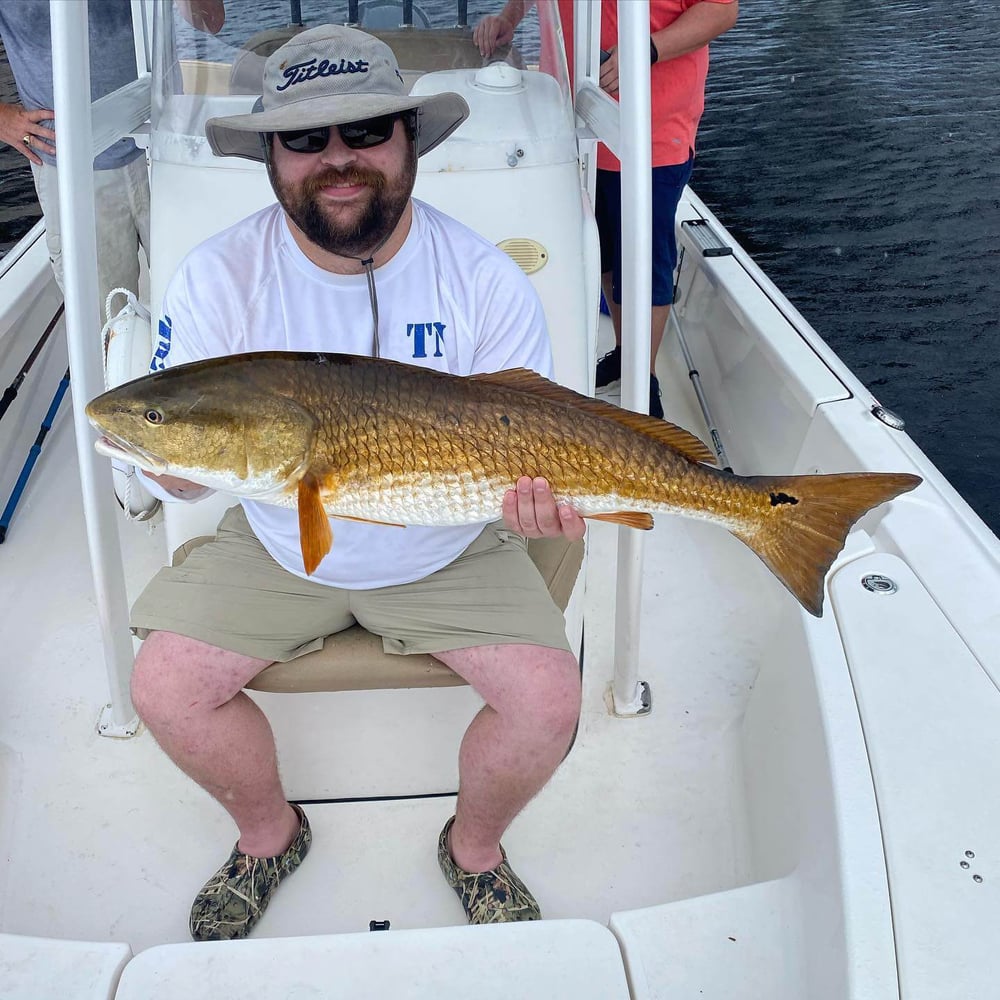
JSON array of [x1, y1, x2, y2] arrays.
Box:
[[475, 0, 739, 417]]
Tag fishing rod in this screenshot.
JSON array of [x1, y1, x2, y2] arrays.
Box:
[[671, 245, 733, 472], [0, 302, 65, 424], [0, 366, 71, 544]]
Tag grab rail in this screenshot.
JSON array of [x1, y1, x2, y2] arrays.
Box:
[[573, 0, 653, 715], [51, 0, 142, 736]]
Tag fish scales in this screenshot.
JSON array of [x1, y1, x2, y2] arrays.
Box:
[[308, 361, 700, 522], [86, 352, 922, 614]]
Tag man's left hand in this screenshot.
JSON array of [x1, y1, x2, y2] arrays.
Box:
[[503, 476, 586, 540]]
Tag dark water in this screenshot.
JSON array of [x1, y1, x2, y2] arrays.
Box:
[[0, 39, 43, 248], [695, 0, 1000, 536], [1, 1, 997, 535]]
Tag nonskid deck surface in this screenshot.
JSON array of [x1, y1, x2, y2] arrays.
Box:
[[0, 363, 780, 953]]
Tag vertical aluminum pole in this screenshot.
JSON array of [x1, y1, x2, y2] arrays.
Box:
[[50, 1, 138, 735], [574, 0, 601, 203], [611, 0, 652, 715], [574, 0, 601, 94], [130, 1, 151, 76]]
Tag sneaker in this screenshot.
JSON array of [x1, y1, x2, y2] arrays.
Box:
[[189, 804, 311, 941], [649, 372, 664, 420], [437, 816, 541, 924], [595, 345, 622, 388]]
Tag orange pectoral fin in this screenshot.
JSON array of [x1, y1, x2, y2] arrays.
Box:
[[298, 474, 333, 575], [583, 512, 655, 530]]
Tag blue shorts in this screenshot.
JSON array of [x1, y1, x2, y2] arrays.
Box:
[[595, 153, 694, 307]]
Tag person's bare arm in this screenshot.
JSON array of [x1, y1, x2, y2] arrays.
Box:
[[0, 102, 56, 165], [600, 0, 738, 97], [651, 0, 738, 63], [175, 0, 225, 35], [473, 0, 532, 57]]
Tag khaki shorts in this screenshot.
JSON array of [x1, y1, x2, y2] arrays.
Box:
[[131, 505, 572, 663]]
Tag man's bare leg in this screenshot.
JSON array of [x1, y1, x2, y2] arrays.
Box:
[[131, 630, 299, 857], [434, 642, 581, 872], [650, 301, 671, 367], [602, 271, 623, 350], [603, 271, 673, 374]]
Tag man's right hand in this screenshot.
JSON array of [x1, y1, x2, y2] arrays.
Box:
[[0, 102, 56, 166]]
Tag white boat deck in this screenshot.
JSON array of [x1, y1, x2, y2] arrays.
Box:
[[3, 198, 1000, 996]]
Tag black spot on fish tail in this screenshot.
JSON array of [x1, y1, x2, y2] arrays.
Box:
[[769, 492, 799, 506], [500, 414, 510, 426]]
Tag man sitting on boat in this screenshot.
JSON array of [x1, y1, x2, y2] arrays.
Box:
[[127, 25, 586, 942]]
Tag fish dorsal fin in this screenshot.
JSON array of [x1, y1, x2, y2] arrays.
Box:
[[298, 473, 332, 575], [469, 368, 716, 465]]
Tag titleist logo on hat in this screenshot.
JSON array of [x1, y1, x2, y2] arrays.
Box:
[[264, 26, 407, 103], [276, 57, 372, 92]]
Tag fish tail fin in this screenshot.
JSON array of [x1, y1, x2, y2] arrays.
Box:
[[732, 472, 921, 616]]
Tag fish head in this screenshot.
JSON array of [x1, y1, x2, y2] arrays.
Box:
[[85, 357, 317, 497]]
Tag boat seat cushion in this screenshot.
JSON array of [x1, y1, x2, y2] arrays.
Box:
[[0, 932, 131, 1000], [170, 533, 582, 693], [114, 920, 630, 999]]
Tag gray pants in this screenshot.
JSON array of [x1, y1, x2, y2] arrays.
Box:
[[31, 154, 150, 324]]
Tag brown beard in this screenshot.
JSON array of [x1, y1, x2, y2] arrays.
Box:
[[274, 146, 416, 259]]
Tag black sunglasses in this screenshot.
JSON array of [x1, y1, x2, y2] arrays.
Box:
[[274, 112, 413, 154]]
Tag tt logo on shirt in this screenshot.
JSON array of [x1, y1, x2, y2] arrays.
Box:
[[149, 315, 444, 368], [407, 322, 445, 358], [150, 314, 172, 372]]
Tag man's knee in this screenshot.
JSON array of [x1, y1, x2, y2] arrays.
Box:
[[130, 630, 256, 724], [524, 650, 582, 738], [131, 631, 188, 723]]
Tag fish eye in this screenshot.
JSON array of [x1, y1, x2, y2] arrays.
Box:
[[144, 408, 164, 424]]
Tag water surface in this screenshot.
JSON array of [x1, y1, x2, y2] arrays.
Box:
[[696, 0, 1000, 534]]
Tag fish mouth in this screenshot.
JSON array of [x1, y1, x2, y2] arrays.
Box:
[[94, 434, 167, 476]]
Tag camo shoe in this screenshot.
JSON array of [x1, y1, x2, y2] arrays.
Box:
[[437, 816, 541, 924], [189, 804, 311, 941]]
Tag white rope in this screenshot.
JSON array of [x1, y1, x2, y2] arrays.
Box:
[[100, 287, 160, 522]]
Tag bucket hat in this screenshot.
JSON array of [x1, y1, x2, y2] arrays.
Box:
[[206, 25, 470, 162]]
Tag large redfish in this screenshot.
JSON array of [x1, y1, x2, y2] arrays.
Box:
[[86, 352, 921, 615]]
